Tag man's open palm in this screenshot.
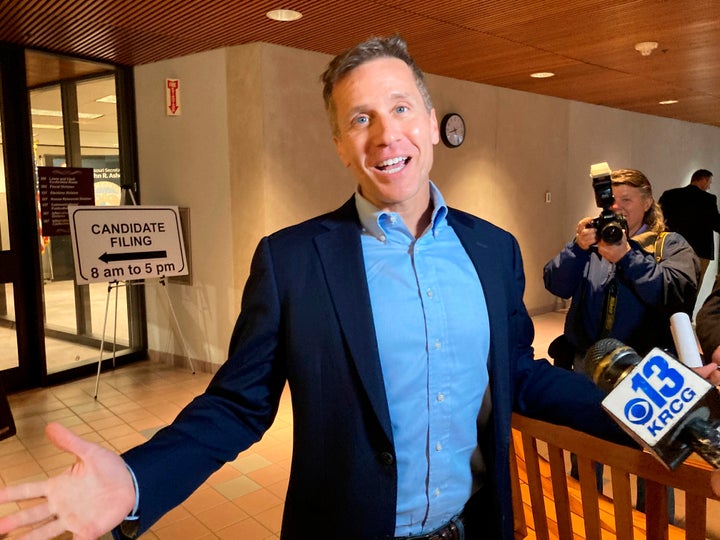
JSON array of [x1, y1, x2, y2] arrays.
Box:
[[0, 422, 135, 539]]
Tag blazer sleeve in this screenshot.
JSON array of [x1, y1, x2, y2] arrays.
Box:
[[710, 193, 720, 233], [496, 233, 634, 445], [697, 274, 720, 361], [119, 237, 287, 536]]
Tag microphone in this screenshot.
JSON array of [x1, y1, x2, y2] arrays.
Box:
[[585, 338, 720, 470]]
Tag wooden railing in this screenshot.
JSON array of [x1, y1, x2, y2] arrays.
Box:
[[510, 413, 720, 540]]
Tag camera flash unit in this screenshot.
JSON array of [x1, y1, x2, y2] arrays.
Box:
[[590, 162, 612, 180]]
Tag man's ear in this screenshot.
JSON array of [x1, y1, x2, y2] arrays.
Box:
[[429, 108, 440, 145], [333, 136, 351, 168]]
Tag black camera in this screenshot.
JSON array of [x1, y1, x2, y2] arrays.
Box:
[[588, 162, 627, 244]]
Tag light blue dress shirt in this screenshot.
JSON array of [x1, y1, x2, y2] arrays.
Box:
[[355, 182, 490, 535]]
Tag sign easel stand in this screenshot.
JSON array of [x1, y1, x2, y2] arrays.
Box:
[[93, 277, 196, 398], [92, 186, 194, 399]]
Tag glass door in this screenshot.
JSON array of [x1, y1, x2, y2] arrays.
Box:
[[28, 55, 145, 379], [0, 45, 146, 390]]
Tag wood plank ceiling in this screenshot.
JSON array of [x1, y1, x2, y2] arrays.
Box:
[[2, 0, 719, 127]]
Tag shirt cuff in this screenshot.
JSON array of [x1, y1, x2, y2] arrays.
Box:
[[117, 462, 140, 539]]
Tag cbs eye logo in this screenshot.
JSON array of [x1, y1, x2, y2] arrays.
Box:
[[624, 397, 654, 424], [622, 354, 687, 426]]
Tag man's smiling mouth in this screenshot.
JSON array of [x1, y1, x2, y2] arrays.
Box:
[[376, 156, 409, 174]]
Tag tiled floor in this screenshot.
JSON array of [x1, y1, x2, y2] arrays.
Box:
[[1, 311, 718, 539], [0, 362, 291, 539]]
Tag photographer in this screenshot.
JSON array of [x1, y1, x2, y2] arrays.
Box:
[[543, 168, 700, 514], [544, 168, 699, 368]]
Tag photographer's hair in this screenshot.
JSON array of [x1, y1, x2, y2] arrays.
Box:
[[321, 35, 434, 136], [691, 169, 713, 183], [612, 169, 666, 233]]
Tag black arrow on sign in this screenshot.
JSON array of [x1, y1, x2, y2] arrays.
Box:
[[99, 250, 167, 263]]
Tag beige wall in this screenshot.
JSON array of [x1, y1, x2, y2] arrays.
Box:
[[135, 42, 720, 368], [135, 48, 235, 367]]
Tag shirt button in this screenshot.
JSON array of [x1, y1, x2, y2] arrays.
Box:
[[436, 442, 442, 451], [379, 235, 386, 242], [426, 288, 433, 298], [434, 340, 441, 350], [437, 393, 445, 402], [434, 488, 441, 497], [389, 215, 397, 224]]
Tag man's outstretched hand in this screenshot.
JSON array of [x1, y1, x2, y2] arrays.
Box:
[[0, 422, 135, 539]]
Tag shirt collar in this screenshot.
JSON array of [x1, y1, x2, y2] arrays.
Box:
[[631, 223, 649, 238], [355, 181, 448, 241]]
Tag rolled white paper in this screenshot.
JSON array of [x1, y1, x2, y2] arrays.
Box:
[[670, 312, 703, 368]]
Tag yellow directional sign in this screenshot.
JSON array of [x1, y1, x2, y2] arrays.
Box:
[[68, 205, 188, 284]]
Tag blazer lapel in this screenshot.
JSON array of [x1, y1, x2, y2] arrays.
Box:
[[447, 210, 511, 389], [315, 198, 393, 443]]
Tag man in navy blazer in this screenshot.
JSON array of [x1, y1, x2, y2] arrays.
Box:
[[0, 36, 633, 540], [659, 169, 720, 281]]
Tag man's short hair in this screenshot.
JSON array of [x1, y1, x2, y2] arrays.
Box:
[[691, 169, 713, 183], [320, 35, 433, 136]]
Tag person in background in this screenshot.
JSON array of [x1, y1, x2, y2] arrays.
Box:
[[696, 274, 720, 366], [543, 168, 700, 511], [0, 37, 684, 540], [659, 169, 720, 284]]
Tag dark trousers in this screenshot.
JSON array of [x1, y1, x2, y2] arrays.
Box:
[[462, 484, 502, 539]]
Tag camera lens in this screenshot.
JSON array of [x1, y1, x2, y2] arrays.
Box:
[[601, 223, 624, 244]]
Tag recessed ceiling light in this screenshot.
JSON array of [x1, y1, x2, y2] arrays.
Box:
[[31, 108, 102, 120], [635, 41, 659, 56], [266, 9, 302, 21], [530, 72, 555, 79], [659, 99, 679, 105], [96, 95, 117, 104]]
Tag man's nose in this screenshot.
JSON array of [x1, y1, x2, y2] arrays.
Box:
[[372, 115, 401, 144]]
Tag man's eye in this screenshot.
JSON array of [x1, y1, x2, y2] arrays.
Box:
[[396, 105, 408, 114], [353, 115, 369, 125]]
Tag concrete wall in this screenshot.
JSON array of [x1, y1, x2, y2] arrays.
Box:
[[134, 42, 720, 370]]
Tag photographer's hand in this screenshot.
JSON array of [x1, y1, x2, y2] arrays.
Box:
[[575, 217, 597, 250], [597, 234, 631, 263]]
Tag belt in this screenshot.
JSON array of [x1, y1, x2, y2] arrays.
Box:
[[393, 514, 465, 540]]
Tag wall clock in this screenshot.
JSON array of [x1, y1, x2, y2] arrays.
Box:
[[440, 113, 465, 148]]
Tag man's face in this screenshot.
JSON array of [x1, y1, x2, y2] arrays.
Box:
[[611, 184, 652, 236], [331, 57, 439, 214], [699, 176, 713, 191]]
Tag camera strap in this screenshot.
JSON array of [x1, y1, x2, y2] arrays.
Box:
[[654, 232, 668, 262], [601, 278, 618, 338], [600, 231, 668, 337]]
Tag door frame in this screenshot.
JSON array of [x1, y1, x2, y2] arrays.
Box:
[[0, 43, 46, 391]]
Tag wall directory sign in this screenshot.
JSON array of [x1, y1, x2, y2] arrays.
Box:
[[68, 205, 189, 284], [37, 167, 95, 236]]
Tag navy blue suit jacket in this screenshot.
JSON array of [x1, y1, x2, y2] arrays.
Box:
[[660, 184, 720, 260], [121, 196, 629, 539]]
